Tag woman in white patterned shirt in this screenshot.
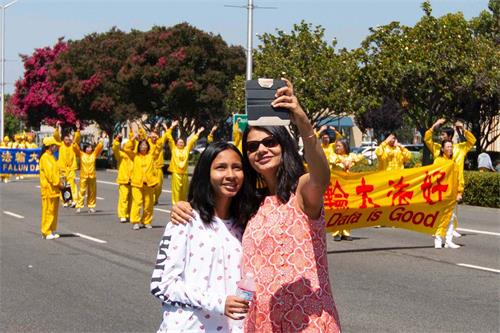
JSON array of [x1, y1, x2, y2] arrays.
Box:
[[151, 141, 255, 332]]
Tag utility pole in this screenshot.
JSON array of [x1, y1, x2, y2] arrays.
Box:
[[225, 0, 276, 80]]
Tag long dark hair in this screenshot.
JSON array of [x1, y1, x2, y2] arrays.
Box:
[[336, 139, 350, 154], [242, 126, 305, 207], [188, 141, 254, 228]]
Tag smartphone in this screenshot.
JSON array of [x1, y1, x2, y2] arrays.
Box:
[[245, 79, 289, 126]]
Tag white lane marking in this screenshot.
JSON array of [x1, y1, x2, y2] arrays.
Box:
[[457, 228, 500, 237], [96, 180, 118, 186], [4, 211, 24, 219], [154, 208, 171, 213], [457, 263, 500, 274], [96, 196, 104, 200], [73, 233, 107, 244], [161, 189, 172, 193]]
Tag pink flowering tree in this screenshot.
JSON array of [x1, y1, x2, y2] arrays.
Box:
[[11, 38, 75, 128], [50, 28, 143, 135]]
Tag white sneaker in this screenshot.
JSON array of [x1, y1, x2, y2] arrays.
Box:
[[76, 208, 81, 213], [445, 241, 461, 249], [120, 218, 127, 223], [453, 230, 462, 238], [144, 224, 153, 229], [434, 236, 443, 249], [89, 208, 96, 213], [132, 224, 140, 230], [44, 233, 60, 240]]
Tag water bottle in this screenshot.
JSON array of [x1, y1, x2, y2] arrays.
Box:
[[236, 272, 256, 302]]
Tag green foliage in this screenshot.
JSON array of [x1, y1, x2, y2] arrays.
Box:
[[463, 171, 500, 208]]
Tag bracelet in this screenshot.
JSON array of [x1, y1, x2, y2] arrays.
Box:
[[302, 132, 316, 140]]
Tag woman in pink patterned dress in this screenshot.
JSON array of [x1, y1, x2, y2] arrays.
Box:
[[171, 79, 341, 332], [239, 79, 340, 332]]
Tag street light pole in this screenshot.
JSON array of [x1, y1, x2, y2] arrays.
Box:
[[225, 1, 276, 81], [0, 0, 19, 141]]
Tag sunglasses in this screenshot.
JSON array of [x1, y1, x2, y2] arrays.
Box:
[[246, 136, 280, 154]]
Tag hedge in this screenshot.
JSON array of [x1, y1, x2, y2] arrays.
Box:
[[462, 171, 500, 208]]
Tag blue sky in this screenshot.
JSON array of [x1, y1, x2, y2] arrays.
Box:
[[3, 0, 489, 93]]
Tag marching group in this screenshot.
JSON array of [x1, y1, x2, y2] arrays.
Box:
[[1, 78, 478, 332]]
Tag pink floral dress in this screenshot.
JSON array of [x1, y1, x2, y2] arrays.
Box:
[[242, 194, 341, 332]]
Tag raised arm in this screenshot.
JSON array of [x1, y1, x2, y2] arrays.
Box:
[[186, 127, 203, 152], [424, 118, 445, 157], [73, 120, 81, 144], [53, 121, 62, 142], [207, 125, 217, 144], [272, 78, 329, 219]]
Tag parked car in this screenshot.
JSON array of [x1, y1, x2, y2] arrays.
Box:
[[402, 143, 424, 158]]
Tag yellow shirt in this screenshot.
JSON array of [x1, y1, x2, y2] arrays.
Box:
[[73, 142, 103, 179], [112, 139, 134, 184], [148, 131, 170, 170], [375, 142, 412, 171], [125, 139, 160, 188], [54, 128, 81, 173], [233, 123, 242, 152], [0, 141, 12, 148], [424, 128, 476, 191], [25, 142, 38, 148], [39, 150, 61, 198], [166, 128, 199, 174], [330, 152, 365, 171], [433, 155, 463, 194]]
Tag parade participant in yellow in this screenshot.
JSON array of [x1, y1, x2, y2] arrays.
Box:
[[375, 133, 412, 171], [125, 131, 161, 230], [165, 122, 204, 204], [25, 132, 38, 148], [112, 133, 134, 223], [330, 139, 366, 241], [148, 122, 175, 206], [0, 135, 12, 183], [206, 125, 218, 144], [425, 118, 476, 238], [432, 140, 462, 249], [233, 118, 243, 151], [39, 136, 63, 240], [73, 137, 104, 213], [54, 120, 81, 207], [315, 125, 342, 164]]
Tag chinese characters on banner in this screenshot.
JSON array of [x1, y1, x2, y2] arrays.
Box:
[[324, 161, 457, 235], [0, 148, 42, 174]]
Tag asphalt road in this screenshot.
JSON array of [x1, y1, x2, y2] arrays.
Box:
[[1, 170, 499, 333]]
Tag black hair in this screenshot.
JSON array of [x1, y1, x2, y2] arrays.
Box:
[[439, 139, 453, 157], [187, 141, 254, 228], [336, 139, 350, 154], [242, 126, 305, 208], [83, 143, 94, 152], [137, 139, 150, 154], [440, 127, 454, 140]]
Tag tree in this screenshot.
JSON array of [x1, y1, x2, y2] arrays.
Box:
[[50, 28, 142, 135], [10, 38, 74, 128], [118, 23, 245, 136], [355, 97, 404, 141], [354, 2, 486, 164]]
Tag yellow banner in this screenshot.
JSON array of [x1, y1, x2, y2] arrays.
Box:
[[324, 161, 457, 235]]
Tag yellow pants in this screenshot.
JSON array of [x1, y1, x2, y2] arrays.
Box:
[[117, 183, 132, 219], [154, 168, 164, 205], [41, 196, 59, 236], [77, 177, 97, 209], [130, 185, 155, 225], [171, 172, 189, 205], [435, 205, 458, 238], [60, 171, 79, 204], [332, 229, 351, 237]]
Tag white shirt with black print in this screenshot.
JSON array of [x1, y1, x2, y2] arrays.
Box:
[[151, 210, 244, 333]]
